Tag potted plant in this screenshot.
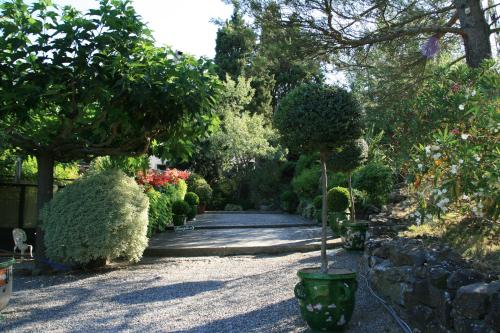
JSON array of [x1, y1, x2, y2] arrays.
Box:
[[184, 192, 200, 221], [329, 139, 370, 250], [274, 83, 364, 332], [327, 186, 350, 235], [172, 200, 190, 226]]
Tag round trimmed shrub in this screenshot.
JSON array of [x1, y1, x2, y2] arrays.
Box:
[[172, 200, 190, 215], [280, 190, 299, 213], [187, 205, 197, 220], [187, 173, 213, 204], [327, 187, 350, 212], [41, 170, 149, 264], [274, 83, 364, 153], [184, 192, 200, 206]]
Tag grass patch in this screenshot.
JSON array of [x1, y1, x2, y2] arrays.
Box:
[[403, 216, 500, 273]]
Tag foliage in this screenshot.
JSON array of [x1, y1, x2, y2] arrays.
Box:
[[146, 188, 173, 236], [294, 153, 319, 176], [353, 162, 393, 207], [41, 170, 148, 264], [408, 61, 500, 220], [274, 83, 364, 153], [328, 139, 369, 173], [187, 173, 213, 204], [327, 187, 350, 213], [291, 166, 321, 199], [248, 159, 283, 207], [224, 203, 243, 211], [184, 192, 200, 206], [0, 0, 220, 164], [88, 156, 149, 177], [313, 195, 323, 210], [214, 6, 256, 80], [187, 205, 197, 221], [172, 200, 190, 216], [280, 190, 299, 213]]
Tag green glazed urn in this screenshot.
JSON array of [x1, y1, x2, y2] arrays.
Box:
[[341, 221, 369, 251], [294, 268, 357, 332], [172, 214, 186, 226]]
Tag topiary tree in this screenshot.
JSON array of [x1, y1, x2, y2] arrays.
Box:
[[41, 170, 149, 265], [329, 139, 368, 221], [327, 187, 350, 213], [274, 83, 364, 272]]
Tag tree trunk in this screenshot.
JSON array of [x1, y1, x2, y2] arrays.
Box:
[[320, 151, 329, 274], [348, 173, 355, 223], [456, 0, 492, 67], [35, 152, 54, 270]]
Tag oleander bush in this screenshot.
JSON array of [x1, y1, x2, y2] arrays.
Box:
[[41, 170, 149, 264]]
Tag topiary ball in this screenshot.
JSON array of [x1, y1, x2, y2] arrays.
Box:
[[172, 200, 190, 215], [327, 186, 350, 212], [184, 192, 200, 206], [274, 83, 364, 153], [41, 170, 149, 265], [313, 195, 323, 210]]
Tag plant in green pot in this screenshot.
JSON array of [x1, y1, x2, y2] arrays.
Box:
[[329, 139, 370, 250], [274, 83, 364, 332], [327, 186, 350, 235], [172, 200, 190, 226], [184, 192, 200, 221]]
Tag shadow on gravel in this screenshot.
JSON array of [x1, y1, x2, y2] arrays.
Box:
[[112, 280, 225, 304], [170, 298, 303, 333]]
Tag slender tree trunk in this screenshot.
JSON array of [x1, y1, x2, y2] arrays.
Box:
[[320, 151, 329, 274], [35, 152, 54, 270], [456, 0, 492, 67], [348, 173, 355, 223]]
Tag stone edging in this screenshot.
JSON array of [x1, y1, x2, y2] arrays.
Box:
[[364, 237, 499, 333]]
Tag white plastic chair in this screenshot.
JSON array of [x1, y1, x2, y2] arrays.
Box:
[[12, 228, 33, 260]]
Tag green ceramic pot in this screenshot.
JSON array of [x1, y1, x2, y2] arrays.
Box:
[[294, 267, 357, 332], [0, 258, 15, 311], [172, 214, 186, 226], [341, 221, 369, 251]]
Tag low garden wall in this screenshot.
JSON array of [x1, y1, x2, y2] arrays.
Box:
[[364, 237, 499, 333]]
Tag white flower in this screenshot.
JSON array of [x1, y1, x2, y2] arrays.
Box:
[[459, 104, 465, 110], [461, 133, 470, 140], [478, 202, 484, 209], [471, 90, 476, 96], [425, 146, 431, 155], [461, 194, 469, 200], [458, 159, 464, 164], [431, 145, 440, 151], [432, 153, 442, 160], [426, 214, 433, 220], [450, 165, 458, 174], [474, 155, 481, 162], [417, 163, 423, 170], [442, 189, 448, 194]]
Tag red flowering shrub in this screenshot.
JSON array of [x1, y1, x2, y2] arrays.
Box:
[[137, 168, 190, 188]]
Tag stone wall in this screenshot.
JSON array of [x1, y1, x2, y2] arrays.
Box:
[[364, 237, 499, 333]]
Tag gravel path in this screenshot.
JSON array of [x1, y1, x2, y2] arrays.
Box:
[[0, 249, 400, 333]]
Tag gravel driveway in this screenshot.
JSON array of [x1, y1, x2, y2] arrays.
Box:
[[0, 249, 400, 333]]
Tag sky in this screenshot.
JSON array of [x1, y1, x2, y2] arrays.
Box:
[[53, 0, 234, 58]]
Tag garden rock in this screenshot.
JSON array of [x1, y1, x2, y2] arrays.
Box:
[[485, 290, 500, 331], [453, 283, 490, 319], [447, 269, 486, 290]]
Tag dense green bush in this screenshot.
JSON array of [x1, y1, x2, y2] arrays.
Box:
[[292, 166, 321, 199], [187, 173, 213, 204], [187, 205, 197, 220], [313, 195, 323, 210], [184, 192, 200, 206], [146, 188, 173, 236], [280, 191, 299, 213], [327, 187, 350, 212], [328, 139, 368, 173], [172, 200, 190, 215], [353, 162, 393, 206], [224, 203, 243, 211], [41, 170, 149, 264]]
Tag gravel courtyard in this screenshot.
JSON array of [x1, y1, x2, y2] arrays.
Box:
[[1, 249, 400, 333]]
